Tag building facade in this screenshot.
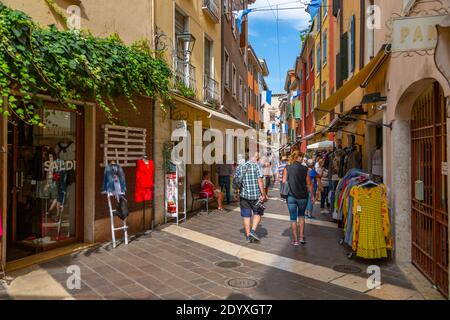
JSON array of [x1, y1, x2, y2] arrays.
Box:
[[306, 0, 450, 298], [221, 0, 254, 123], [247, 45, 264, 129], [0, 0, 158, 268], [375, 0, 449, 298], [153, 0, 252, 228]]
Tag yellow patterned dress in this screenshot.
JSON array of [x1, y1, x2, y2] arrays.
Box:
[[350, 185, 392, 259]]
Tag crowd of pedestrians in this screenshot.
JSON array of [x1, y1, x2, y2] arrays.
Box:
[[203, 150, 329, 246]]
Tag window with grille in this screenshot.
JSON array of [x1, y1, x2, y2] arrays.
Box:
[[232, 64, 237, 98], [224, 50, 230, 90], [239, 76, 243, 106]]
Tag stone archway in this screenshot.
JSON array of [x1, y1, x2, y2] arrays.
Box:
[[391, 78, 438, 266], [392, 78, 448, 298]]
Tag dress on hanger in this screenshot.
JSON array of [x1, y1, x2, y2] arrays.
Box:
[[135, 159, 154, 203]]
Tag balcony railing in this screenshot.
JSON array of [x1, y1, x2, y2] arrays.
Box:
[[202, 0, 220, 23], [173, 56, 196, 96], [203, 74, 219, 105]]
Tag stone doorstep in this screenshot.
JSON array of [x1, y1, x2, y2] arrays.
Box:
[[397, 263, 446, 300]]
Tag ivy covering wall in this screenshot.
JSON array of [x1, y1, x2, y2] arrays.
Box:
[[0, 2, 172, 126]]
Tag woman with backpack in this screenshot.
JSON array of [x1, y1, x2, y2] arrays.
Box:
[[282, 150, 314, 246]]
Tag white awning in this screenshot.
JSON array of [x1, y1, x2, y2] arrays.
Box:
[[174, 94, 252, 130], [307, 140, 335, 151]]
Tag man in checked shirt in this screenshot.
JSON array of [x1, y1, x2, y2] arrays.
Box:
[[235, 152, 268, 243]]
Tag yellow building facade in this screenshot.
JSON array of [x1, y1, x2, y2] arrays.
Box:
[[154, 0, 222, 106]]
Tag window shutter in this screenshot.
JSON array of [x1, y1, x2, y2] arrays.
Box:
[[340, 32, 348, 81], [336, 52, 342, 88], [332, 0, 340, 17], [351, 15, 356, 72], [294, 100, 302, 120]]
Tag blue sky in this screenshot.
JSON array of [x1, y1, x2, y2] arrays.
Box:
[[248, 0, 311, 93]]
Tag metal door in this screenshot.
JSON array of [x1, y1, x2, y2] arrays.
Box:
[[411, 82, 448, 298]]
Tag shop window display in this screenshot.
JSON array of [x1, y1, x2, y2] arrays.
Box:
[[7, 108, 78, 261]]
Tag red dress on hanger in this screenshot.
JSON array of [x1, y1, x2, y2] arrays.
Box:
[[135, 159, 154, 203]]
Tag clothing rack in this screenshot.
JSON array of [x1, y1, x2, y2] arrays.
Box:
[[105, 149, 129, 248], [335, 169, 392, 260]]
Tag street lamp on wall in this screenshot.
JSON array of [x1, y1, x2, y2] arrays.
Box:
[[176, 32, 196, 58]]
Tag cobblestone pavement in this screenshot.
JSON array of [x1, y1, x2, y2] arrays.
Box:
[[0, 188, 427, 300]]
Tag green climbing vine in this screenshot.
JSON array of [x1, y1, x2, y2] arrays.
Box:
[[174, 80, 196, 100], [0, 2, 172, 126]]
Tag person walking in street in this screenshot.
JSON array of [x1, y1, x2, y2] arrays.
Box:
[[317, 158, 330, 211], [216, 156, 233, 205], [282, 150, 314, 245], [305, 159, 318, 219], [262, 157, 273, 196], [235, 152, 267, 243], [277, 156, 288, 193]]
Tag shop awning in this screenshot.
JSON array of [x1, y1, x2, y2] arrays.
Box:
[[277, 143, 292, 153], [301, 132, 320, 142], [174, 94, 251, 130], [314, 47, 389, 121], [307, 140, 335, 151]]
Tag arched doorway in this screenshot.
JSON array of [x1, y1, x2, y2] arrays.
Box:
[[411, 81, 448, 298]]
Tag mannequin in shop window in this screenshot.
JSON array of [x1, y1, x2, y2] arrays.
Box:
[[45, 155, 66, 218], [44, 140, 75, 218]]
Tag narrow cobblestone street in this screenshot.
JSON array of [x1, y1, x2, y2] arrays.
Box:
[[0, 188, 431, 300]]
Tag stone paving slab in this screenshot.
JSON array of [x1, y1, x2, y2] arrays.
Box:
[[1, 227, 378, 300], [180, 196, 416, 292], [0, 188, 429, 300]]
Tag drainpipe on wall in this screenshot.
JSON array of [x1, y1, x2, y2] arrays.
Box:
[[151, 0, 156, 231], [360, 0, 365, 70]]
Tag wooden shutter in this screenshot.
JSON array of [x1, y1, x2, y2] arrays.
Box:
[[332, 0, 340, 17], [294, 100, 302, 120], [351, 15, 356, 72], [340, 32, 348, 81], [336, 52, 342, 88], [175, 11, 185, 34]]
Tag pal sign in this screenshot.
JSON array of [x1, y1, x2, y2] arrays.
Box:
[[392, 15, 446, 52]]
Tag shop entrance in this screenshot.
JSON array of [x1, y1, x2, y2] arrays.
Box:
[[411, 82, 448, 298], [6, 105, 84, 262]]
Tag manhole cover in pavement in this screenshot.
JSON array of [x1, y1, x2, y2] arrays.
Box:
[[215, 261, 242, 269], [332, 265, 363, 274], [227, 278, 258, 289]]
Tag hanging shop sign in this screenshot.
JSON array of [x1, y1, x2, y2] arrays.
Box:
[[392, 15, 446, 52]]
